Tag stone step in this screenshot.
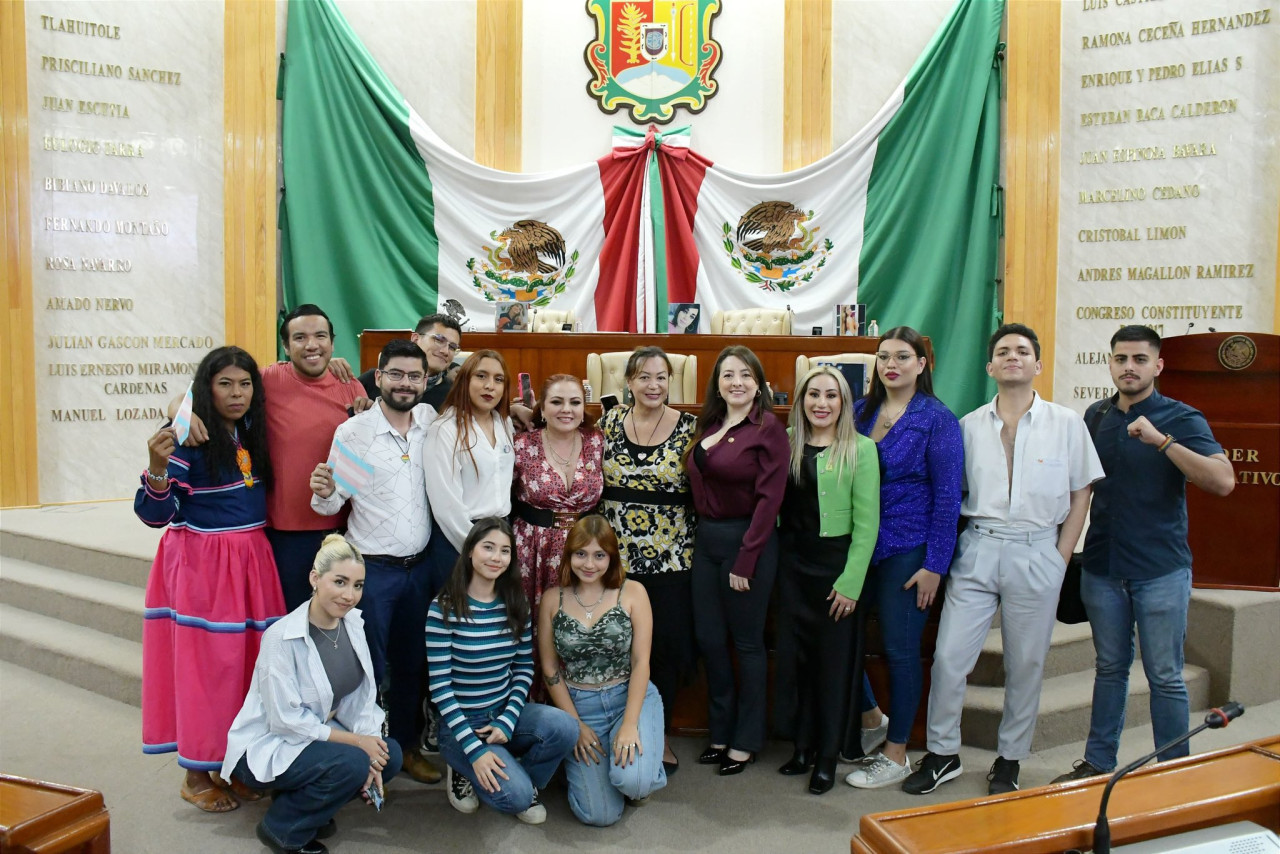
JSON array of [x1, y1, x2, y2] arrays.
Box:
[[959, 662, 1211, 752], [0, 558, 145, 642], [971, 621, 1097, 687], [0, 501, 159, 588], [0, 529, 153, 589], [0, 603, 142, 707]]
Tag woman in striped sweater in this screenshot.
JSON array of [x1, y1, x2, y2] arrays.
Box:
[[426, 518, 578, 824]]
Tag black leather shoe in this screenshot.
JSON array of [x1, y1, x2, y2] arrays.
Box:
[[778, 749, 815, 775], [697, 746, 727, 765], [662, 758, 680, 776], [315, 819, 336, 840], [256, 821, 328, 854], [808, 757, 837, 794], [718, 752, 755, 776]]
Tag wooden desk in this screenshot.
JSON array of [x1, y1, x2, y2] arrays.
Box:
[[0, 775, 110, 853], [851, 736, 1280, 853], [359, 330, 931, 401]]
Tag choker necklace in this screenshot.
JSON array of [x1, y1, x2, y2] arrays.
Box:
[[314, 620, 342, 649], [572, 585, 607, 621]]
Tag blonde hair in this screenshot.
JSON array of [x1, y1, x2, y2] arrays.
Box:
[[788, 365, 859, 483], [313, 533, 364, 578]]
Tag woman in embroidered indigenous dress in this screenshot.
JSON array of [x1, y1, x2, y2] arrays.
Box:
[[136, 346, 285, 813], [596, 347, 697, 773], [538, 516, 667, 826], [512, 375, 604, 698]]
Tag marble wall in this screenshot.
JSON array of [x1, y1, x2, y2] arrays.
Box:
[[27, 0, 225, 501], [1054, 0, 1280, 411]]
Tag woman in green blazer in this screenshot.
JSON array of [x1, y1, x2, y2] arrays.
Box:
[[774, 365, 880, 794]]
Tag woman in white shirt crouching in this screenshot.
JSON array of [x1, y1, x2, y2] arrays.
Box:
[[223, 535, 399, 854]]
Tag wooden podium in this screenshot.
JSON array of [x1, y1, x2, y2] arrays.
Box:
[[851, 735, 1280, 853], [1157, 333, 1279, 589]]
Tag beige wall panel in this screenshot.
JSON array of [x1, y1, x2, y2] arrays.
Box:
[[476, 0, 522, 171], [26, 0, 226, 502], [783, 0, 832, 170], [1054, 0, 1280, 412]]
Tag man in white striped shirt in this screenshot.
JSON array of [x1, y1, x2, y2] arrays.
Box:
[[311, 338, 442, 785]]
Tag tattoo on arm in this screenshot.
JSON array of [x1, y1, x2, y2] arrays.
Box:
[[544, 670, 562, 686]]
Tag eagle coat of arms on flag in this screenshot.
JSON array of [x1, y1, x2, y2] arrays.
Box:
[[584, 0, 722, 124]]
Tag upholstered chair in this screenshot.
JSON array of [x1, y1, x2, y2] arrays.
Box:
[[794, 353, 876, 397], [710, 308, 792, 336], [528, 308, 576, 333], [585, 352, 699, 404]]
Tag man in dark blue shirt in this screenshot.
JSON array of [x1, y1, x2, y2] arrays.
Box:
[[1054, 325, 1234, 783]]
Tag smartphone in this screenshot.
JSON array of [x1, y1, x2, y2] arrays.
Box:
[[518, 372, 534, 409], [599, 393, 620, 413], [367, 783, 384, 811]]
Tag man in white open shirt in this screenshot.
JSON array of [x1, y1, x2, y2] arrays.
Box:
[[903, 323, 1103, 797], [310, 338, 442, 785]]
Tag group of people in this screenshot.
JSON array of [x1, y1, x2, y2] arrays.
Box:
[[136, 305, 1233, 853]]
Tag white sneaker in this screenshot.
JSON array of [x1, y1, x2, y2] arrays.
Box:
[[447, 766, 479, 814], [861, 714, 889, 755], [845, 752, 911, 789], [516, 788, 547, 825]]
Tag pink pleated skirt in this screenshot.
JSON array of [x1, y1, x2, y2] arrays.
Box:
[[141, 526, 285, 770]]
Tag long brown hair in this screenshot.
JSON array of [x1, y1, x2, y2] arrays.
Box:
[[685, 345, 772, 463], [437, 517, 528, 637], [556, 515, 624, 589], [438, 349, 511, 473], [856, 326, 936, 429]]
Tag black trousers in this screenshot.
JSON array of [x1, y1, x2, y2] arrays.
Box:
[[774, 543, 856, 760], [691, 518, 778, 753], [631, 571, 696, 730]]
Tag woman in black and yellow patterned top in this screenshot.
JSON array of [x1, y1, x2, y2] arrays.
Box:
[[596, 346, 697, 774]]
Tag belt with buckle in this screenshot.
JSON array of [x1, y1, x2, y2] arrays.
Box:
[[513, 500, 581, 530], [362, 548, 427, 568]]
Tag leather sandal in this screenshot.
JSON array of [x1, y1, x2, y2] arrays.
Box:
[[180, 782, 239, 813], [210, 771, 265, 802]]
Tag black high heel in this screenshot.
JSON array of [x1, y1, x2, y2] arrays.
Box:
[[718, 751, 756, 776], [808, 757, 837, 794], [778, 749, 815, 775], [697, 746, 727, 765]]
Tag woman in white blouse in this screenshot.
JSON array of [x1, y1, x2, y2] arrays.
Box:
[[223, 534, 400, 854], [425, 349, 517, 561]]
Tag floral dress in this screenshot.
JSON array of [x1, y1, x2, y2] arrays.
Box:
[[512, 426, 605, 695]]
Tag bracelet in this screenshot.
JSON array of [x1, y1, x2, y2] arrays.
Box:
[[146, 469, 168, 482], [1157, 434, 1176, 453]]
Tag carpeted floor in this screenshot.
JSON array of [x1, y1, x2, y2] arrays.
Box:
[[3, 660, 1278, 853]]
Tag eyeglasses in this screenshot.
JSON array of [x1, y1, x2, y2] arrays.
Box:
[[379, 369, 426, 383], [876, 352, 918, 365], [425, 333, 460, 353]]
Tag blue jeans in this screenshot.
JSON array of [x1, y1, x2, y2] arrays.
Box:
[[234, 737, 403, 849], [1082, 567, 1192, 772], [565, 681, 667, 826], [360, 552, 435, 749], [860, 545, 931, 746], [266, 528, 331, 611], [438, 702, 578, 815]]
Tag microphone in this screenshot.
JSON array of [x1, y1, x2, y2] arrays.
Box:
[[1184, 321, 1195, 335], [1093, 703, 1245, 853]]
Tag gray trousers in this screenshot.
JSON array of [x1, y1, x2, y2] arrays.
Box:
[[926, 523, 1064, 760]]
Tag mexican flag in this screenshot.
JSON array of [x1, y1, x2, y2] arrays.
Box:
[[279, 0, 651, 362], [654, 0, 1004, 414]]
